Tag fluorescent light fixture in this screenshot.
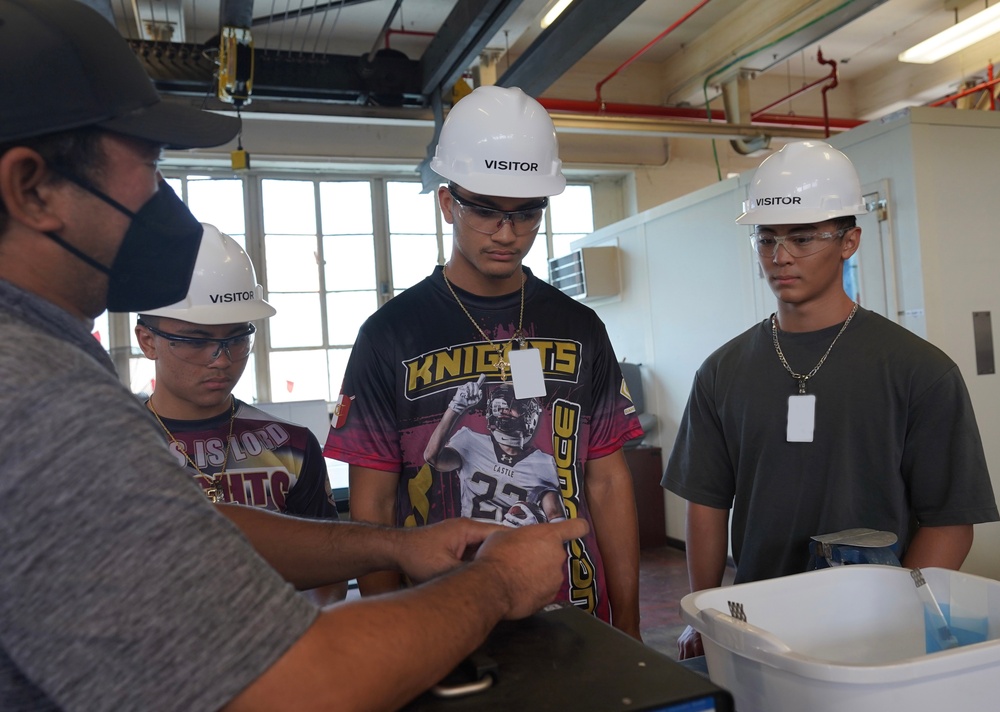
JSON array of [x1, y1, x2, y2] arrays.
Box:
[[541, 0, 574, 29], [899, 3, 1000, 64]]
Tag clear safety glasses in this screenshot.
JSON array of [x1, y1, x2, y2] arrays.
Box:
[[139, 320, 255, 365], [448, 186, 547, 237], [749, 228, 848, 258]]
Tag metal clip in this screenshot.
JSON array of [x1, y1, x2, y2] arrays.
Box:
[[864, 195, 888, 222]]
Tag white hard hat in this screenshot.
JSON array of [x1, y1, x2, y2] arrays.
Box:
[[736, 140, 868, 225], [430, 85, 566, 198], [141, 224, 275, 324]]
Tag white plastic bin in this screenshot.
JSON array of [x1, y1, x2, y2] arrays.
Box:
[[680, 565, 1000, 712]]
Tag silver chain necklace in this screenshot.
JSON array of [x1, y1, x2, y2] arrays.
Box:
[[771, 303, 859, 394]]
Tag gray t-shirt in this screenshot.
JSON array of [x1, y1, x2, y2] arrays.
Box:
[[663, 307, 998, 584], [0, 280, 317, 711]]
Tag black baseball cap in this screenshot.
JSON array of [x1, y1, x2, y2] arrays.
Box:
[[0, 0, 240, 149]]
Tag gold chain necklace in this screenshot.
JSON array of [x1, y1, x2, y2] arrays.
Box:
[[771, 303, 859, 394], [442, 265, 525, 382], [148, 397, 237, 503]]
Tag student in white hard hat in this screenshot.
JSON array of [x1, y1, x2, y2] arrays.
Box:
[[325, 85, 645, 639], [0, 1, 588, 708], [136, 225, 346, 604], [663, 140, 998, 659]]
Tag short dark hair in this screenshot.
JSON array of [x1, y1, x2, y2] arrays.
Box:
[[0, 127, 108, 232], [832, 215, 857, 232]]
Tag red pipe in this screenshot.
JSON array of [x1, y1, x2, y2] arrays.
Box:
[[595, 0, 714, 107], [536, 97, 864, 130], [750, 73, 835, 117], [928, 63, 1000, 108], [992, 63, 996, 111], [749, 48, 837, 138], [541, 5, 863, 135], [818, 49, 838, 138]]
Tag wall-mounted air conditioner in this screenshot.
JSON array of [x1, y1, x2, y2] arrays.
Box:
[[548, 246, 620, 300]]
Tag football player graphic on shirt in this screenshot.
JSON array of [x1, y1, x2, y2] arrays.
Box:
[[424, 377, 566, 527]]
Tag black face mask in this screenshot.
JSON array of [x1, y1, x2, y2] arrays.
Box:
[[43, 173, 203, 313]]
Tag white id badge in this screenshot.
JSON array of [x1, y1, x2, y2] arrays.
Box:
[[787, 394, 816, 442], [509, 348, 546, 399]]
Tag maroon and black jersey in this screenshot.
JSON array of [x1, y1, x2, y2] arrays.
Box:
[[325, 266, 641, 623], [152, 399, 338, 520]]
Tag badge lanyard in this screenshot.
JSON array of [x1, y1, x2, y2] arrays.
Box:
[[772, 303, 858, 442]]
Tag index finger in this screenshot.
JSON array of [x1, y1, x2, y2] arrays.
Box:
[[544, 517, 590, 542]]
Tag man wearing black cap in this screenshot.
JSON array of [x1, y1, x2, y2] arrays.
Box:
[[0, 1, 587, 710]]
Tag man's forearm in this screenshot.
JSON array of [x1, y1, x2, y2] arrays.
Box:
[[225, 519, 590, 712], [320, 562, 514, 710], [216, 505, 404, 589]]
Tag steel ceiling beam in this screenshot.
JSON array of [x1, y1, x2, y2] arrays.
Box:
[[419, 0, 524, 96], [498, 0, 647, 96]]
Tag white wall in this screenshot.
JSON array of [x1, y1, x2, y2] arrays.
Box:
[[580, 107, 1000, 579], [833, 110, 1000, 577], [577, 173, 763, 545]]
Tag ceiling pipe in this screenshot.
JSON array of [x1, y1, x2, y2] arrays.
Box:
[[722, 71, 770, 155], [928, 64, 1000, 108], [555, 0, 858, 148], [536, 97, 863, 132], [748, 47, 838, 138], [750, 50, 836, 119], [989, 64, 996, 112], [594, 0, 714, 108], [986, 62, 997, 111], [817, 49, 837, 138]]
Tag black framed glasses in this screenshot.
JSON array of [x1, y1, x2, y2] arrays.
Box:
[[138, 319, 256, 365], [448, 186, 547, 237], [749, 228, 847, 258]]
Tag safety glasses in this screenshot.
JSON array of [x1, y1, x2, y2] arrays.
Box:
[[138, 319, 255, 365], [448, 186, 547, 237], [749, 228, 847, 258]]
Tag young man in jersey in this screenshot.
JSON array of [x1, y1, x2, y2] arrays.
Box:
[[424, 378, 565, 526], [663, 140, 999, 659], [325, 85, 645, 638], [0, 2, 589, 708], [136, 224, 346, 604]]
